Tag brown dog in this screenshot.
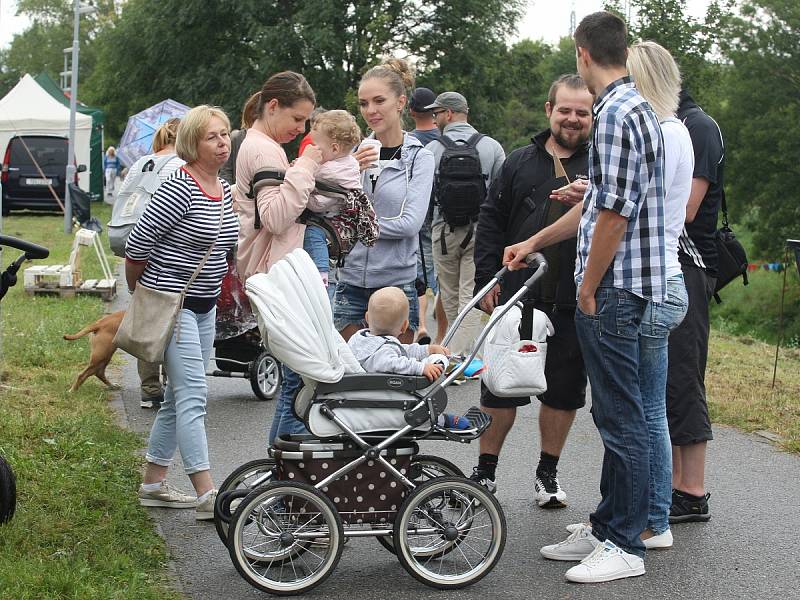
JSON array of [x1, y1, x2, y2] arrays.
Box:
[[64, 310, 125, 392]]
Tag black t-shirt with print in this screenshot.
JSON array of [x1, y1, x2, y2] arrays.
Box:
[[677, 92, 725, 276]]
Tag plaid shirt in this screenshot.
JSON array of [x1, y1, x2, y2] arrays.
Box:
[[575, 76, 666, 302]]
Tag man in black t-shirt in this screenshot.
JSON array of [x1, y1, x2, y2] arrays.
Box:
[[667, 90, 724, 523]]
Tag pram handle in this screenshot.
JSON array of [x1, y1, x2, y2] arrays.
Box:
[[0, 235, 50, 260], [436, 254, 549, 389]]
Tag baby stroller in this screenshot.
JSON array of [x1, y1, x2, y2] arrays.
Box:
[[216, 248, 549, 595], [0, 234, 50, 524], [207, 255, 281, 400]]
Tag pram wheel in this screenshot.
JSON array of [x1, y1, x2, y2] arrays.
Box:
[[376, 455, 464, 555], [393, 477, 506, 589], [228, 481, 344, 596], [250, 351, 281, 400], [215, 458, 276, 546]]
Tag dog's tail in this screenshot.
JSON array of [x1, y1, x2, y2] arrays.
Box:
[[64, 323, 100, 341]]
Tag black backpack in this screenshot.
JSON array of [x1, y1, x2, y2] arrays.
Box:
[[435, 133, 487, 227]]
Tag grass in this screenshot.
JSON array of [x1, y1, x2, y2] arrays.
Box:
[[706, 330, 800, 453], [710, 267, 800, 347], [0, 205, 181, 600]]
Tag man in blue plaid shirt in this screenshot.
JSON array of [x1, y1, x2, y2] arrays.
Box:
[[526, 11, 666, 584]]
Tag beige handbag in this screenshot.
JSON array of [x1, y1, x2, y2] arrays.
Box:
[[114, 201, 224, 363]]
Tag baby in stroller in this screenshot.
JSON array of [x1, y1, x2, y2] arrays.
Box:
[[347, 286, 470, 430], [302, 110, 373, 288]]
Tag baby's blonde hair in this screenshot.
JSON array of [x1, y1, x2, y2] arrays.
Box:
[[367, 287, 409, 336], [312, 110, 362, 149]]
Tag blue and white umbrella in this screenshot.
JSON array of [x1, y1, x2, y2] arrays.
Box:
[[117, 98, 190, 167]]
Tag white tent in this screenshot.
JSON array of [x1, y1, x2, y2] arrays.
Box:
[[0, 74, 92, 191]]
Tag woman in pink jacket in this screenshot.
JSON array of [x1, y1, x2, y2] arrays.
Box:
[[232, 71, 323, 444]]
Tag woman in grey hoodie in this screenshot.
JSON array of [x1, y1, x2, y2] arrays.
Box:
[[334, 58, 435, 344]]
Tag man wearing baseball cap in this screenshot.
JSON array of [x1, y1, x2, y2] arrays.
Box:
[[424, 91, 505, 356]]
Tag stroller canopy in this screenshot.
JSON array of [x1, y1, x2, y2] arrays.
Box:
[[245, 249, 362, 383]]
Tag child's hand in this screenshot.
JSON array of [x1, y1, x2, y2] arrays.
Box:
[[428, 344, 450, 356], [422, 363, 443, 382]]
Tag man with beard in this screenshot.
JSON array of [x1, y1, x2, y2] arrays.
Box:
[[470, 74, 592, 507]]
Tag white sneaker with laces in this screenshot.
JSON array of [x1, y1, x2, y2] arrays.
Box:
[[565, 540, 645, 583], [540, 524, 600, 561], [138, 481, 196, 508], [566, 522, 589, 534], [195, 489, 218, 521], [643, 528, 673, 549]]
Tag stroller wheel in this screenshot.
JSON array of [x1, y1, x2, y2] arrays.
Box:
[[228, 481, 344, 596], [250, 352, 281, 400], [377, 455, 464, 555], [0, 454, 16, 524], [214, 458, 276, 546], [393, 477, 506, 589]]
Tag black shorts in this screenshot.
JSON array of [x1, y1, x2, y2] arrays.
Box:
[[480, 304, 587, 411], [667, 263, 715, 445]]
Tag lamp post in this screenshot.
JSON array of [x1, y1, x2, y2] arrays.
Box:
[[64, 0, 97, 234]]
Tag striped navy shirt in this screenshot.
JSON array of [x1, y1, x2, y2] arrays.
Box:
[[575, 76, 666, 303], [126, 167, 239, 298]]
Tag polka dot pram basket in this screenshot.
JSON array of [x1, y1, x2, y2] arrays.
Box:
[[270, 437, 417, 526]]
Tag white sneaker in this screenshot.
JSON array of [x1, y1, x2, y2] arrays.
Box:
[[643, 528, 673, 549], [540, 524, 600, 561], [195, 489, 218, 521], [138, 480, 196, 508], [565, 540, 645, 583], [566, 522, 589, 534]]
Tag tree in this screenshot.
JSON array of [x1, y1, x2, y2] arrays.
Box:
[[83, 0, 526, 143], [0, 0, 117, 97], [716, 0, 800, 258]]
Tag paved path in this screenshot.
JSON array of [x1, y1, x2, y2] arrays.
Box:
[[112, 293, 800, 599]]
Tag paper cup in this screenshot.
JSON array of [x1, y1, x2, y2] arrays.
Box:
[[359, 138, 382, 168]]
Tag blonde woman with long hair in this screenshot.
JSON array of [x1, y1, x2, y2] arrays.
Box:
[[627, 40, 694, 550]]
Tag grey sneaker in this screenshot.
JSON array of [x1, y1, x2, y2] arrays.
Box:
[[540, 524, 600, 561], [138, 481, 196, 508], [196, 489, 218, 521]]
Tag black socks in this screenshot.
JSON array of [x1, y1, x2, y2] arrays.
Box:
[[536, 451, 559, 477], [477, 453, 499, 480]]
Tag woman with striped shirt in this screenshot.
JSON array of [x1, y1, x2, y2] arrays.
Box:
[[125, 106, 239, 520]]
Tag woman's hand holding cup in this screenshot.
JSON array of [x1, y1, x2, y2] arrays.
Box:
[[354, 138, 381, 172]]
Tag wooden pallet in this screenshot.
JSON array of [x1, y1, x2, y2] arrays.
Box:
[[22, 228, 117, 301]]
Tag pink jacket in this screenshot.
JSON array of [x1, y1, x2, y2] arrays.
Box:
[[233, 128, 318, 279]]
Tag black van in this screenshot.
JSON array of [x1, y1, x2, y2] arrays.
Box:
[[1, 135, 85, 216]]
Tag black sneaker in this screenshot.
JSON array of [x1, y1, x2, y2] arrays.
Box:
[[140, 394, 163, 409], [469, 467, 497, 494], [669, 489, 711, 523], [534, 471, 567, 508]]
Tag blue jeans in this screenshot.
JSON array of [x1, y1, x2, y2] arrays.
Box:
[[146, 308, 215, 475], [333, 281, 419, 333], [575, 287, 648, 558], [640, 274, 688, 534], [303, 224, 330, 273], [268, 365, 308, 445], [416, 215, 438, 295]]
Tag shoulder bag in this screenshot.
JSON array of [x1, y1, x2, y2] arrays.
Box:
[[114, 199, 225, 363], [713, 191, 748, 303]]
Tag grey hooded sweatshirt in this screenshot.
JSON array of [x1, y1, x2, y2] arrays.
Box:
[[338, 133, 435, 288], [347, 329, 430, 376]]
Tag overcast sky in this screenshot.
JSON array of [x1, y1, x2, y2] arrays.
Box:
[[1, 0, 714, 50]]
